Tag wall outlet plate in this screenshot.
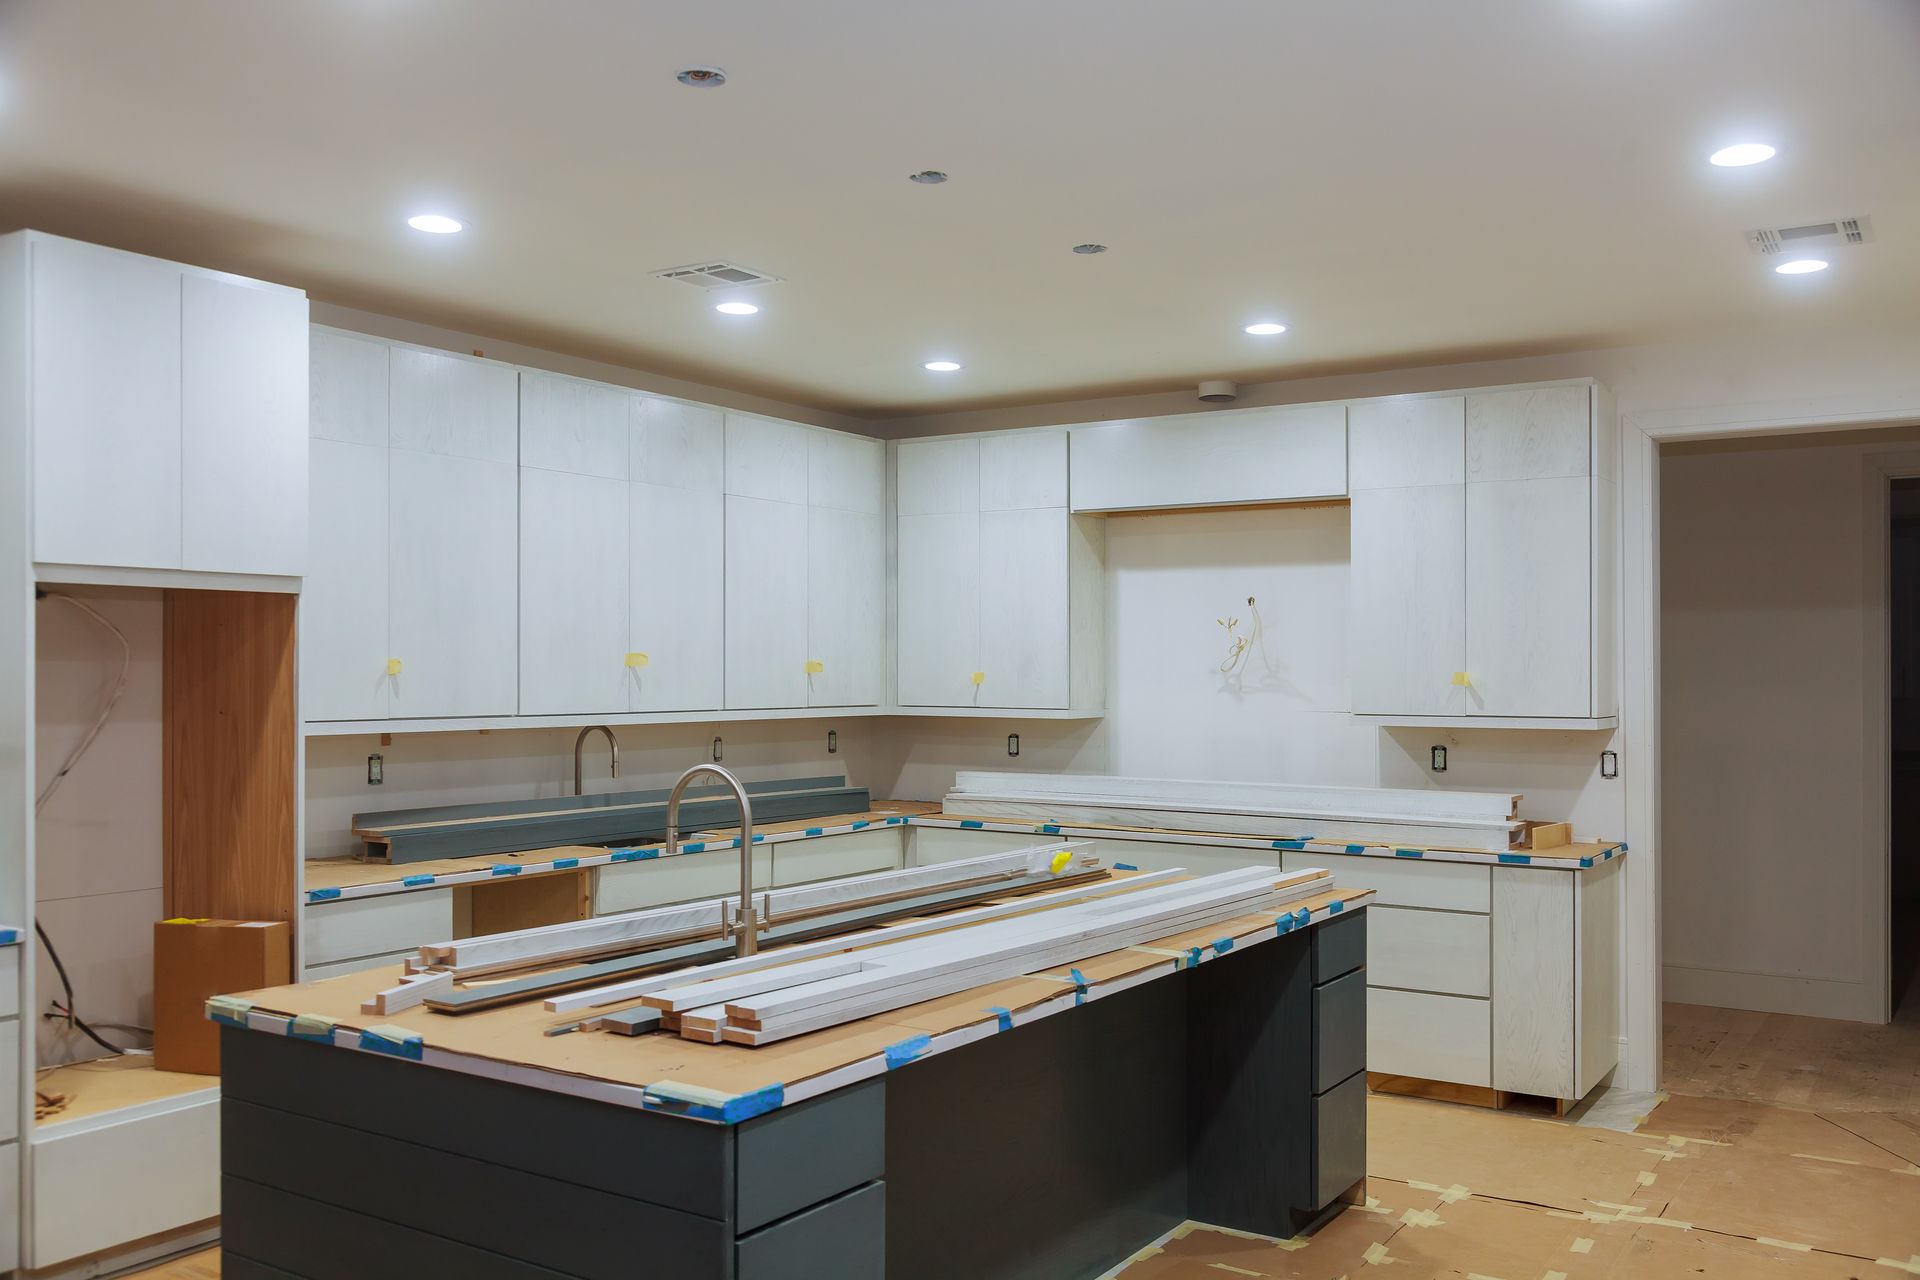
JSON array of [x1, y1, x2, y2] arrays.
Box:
[[1430, 745, 1447, 772], [367, 753, 384, 785]]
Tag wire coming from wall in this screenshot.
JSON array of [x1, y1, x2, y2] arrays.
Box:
[[1218, 597, 1259, 675]]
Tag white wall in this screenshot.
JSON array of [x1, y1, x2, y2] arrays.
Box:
[[33, 588, 162, 1067], [305, 719, 881, 861], [1660, 428, 1920, 1022]]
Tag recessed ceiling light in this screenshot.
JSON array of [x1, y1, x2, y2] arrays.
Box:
[[909, 170, 949, 185], [715, 301, 760, 315], [923, 360, 963, 372], [407, 214, 463, 234], [1709, 143, 1776, 167], [1243, 322, 1287, 335], [1773, 258, 1828, 274], [677, 65, 727, 88], [1072, 243, 1108, 255]]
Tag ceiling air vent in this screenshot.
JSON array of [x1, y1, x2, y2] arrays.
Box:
[[1746, 216, 1874, 256], [650, 261, 784, 290]]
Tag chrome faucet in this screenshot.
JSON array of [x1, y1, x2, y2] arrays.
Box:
[[573, 725, 619, 796], [665, 763, 760, 956]]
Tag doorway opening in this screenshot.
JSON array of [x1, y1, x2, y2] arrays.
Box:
[[1889, 478, 1920, 1023]]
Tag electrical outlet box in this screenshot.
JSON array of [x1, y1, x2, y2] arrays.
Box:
[[712, 736, 724, 763], [1430, 745, 1446, 772], [1007, 733, 1021, 757], [367, 753, 384, 785]]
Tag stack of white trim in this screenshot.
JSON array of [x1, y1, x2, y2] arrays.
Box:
[[943, 772, 1524, 852], [639, 865, 1333, 1045]]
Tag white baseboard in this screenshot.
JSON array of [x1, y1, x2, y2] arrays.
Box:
[[1663, 963, 1883, 1024]]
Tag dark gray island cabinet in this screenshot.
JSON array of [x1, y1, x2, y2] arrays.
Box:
[[218, 905, 1368, 1280]]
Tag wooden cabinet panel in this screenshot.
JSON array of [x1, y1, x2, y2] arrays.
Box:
[[634, 397, 724, 491], [1349, 485, 1466, 716], [896, 437, 979, 516], [1347, 396, 1464, 490], [896, 511, 980, 706], [979, 507, 1069, 708], [1067, 405, 1346, 512], [388, 449, 518, 718], [519, 467, 629, 715], [388, 346, 517, 463], [1365, 905, 1491, 997], [303, 439, 391, 721], [725, 495, 809, 708], [181, 273, 309, 575], [1368, 987, 1490, 1087], [808, 430, 885, 515], [1466, 386, 1590, 483], [30, 235, 183, 569], [631, 481, 725, 712], [309, 327, 389, 446], [1492, 867, 1575, 1098], [725, 414, 810, 503], [980, 430, 1068, 511], [519, 370, 629, 479], [1466, 476, 1591, 716], [807, 505, 885, 707]]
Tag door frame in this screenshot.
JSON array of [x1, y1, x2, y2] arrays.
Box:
[[1621, 391, 1920, 1091]]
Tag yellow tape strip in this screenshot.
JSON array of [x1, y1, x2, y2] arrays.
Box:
[[1636, 1171, 1658, 1187], [1790, 1152, 1860, 1166], [1401, 1207, 1444, 1229], [1874, 1257, 1920, 1277], [1544, 1272, 1569, 1280], [1570, 1238, 1594, 1254], [1363, 1242, 1394, 1265], [1209, 1266, 1262, 1277], [1756, 1237, 1812, 1253], [1122, 1246, 1162, 1265], [291, 1013, 336, 1039], [1409, 1180, 1472, 1203]]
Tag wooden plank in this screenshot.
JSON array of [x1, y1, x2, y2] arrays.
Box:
[[462, 867, 590, 936], [163, 589, 298, 926]]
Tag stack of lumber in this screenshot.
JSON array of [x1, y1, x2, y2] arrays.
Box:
[[944, 771, 1525, 852], [628, 865, 1334, 1046]]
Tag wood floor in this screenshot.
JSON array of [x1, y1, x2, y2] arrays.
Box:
[[126, 1002, 1920, 1280]]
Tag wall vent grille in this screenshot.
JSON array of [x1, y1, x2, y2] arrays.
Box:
[[1746, 216, 1873, 256]]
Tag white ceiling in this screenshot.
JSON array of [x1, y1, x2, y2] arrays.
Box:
[[2, 0, 1916, 418]]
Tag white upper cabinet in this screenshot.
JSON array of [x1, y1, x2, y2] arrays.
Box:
[[725, 494, 810, 709], [520, 370, 628, 479], [633, 397, 724, 490], [15, 232, 308, 576], [724, 413, 810, 503], [806, 431, 886, 707], [304, 330, 390, 721], [389, 347, 517, 462], [520, 466, 629, 715], [894, 429, 1102, 712], [631, 393, 725, 713], [1349, 383, 1616, 725], [1069, 403, 1346, 513]]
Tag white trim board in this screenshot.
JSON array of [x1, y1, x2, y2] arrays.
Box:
[[950, 771, 1519, 822]]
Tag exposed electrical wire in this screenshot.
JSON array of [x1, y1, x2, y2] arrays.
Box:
[[34, 592, 143, 1056], [1218, 596, 1259, 675]]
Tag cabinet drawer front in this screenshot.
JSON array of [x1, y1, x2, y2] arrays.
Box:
[[1367, 906, 1490, 997], [304, 891, 453, 966], [0, 946, 18, 1018], [1281, 851, 1489, 912], [34, 1090, 219, 1268], [1312, 909, 1367, 985], [1312, 1069, 1367, 1211], [1368, 988, 1490, 1087], [769, 829, 903, 886], [596, 847, 776, 916], [302, 949, 414, 984], [738, 1181, 884, 1280], [1313, 969, 1367, 1094]]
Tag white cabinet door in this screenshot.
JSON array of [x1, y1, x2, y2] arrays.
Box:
[[724, 495, 809, 708], [1350, 485, 1466, 715], [897, 437, 980, 515], [979, 507, 1069, 708], [1347, 396, 1464, 490], [724, 414, 810, 503], [807, 505, 885, 707], [309, 328, 388, 447], [630, 481, 724, 712], [1067, 407, 1345, 513], [519, 371, 629, 479], [980, 431, 1068, 510], [896, 511, 981, 706], [388, 346, 517, 462], [1466, 386, 1590, 483], [633, 397, 724, 490], [519, 467, 629, 714], [303, 439, 390, 721], [30, 236, 183, 569], [808, 430, 885, 515], [1466, 476, 1591, 716], [181, 274, 309, 575], [388, 449, 518, 718]]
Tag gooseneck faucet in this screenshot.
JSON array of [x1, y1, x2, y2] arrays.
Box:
[[573, 725, 620, 796], [665, 764, 760, 956]]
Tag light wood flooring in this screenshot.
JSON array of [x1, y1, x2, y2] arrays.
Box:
[[1663, 998, 1920, 1113]]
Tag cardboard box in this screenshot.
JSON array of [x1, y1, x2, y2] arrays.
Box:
[[153, 918, 291, 1075]]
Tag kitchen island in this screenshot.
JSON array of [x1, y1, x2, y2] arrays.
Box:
[[218, 875, 1372, 1280]]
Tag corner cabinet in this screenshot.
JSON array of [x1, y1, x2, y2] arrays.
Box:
[[894, 429, 1104, 713], [5, 231, 308, 580], [1348, 382, 1617, 727]]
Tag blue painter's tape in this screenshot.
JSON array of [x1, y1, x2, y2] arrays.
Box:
[[852, 820, 871, 830], [1187, 946, 1203, 967], [1394, 848, 1424, 859], [308, 887, 342, 902], [1329, 900, 1345, 914], [1619, 841, 1630, 852], [490, 864, 522, 876], [0, 928, 17, 945], [1497, 853, 1532, 865], [1213, 937, 1234, 955], [1275, 913, 1294, 935], [1274, 839, 1307, 850], [959, 819, 984, 829], [1113, 862, 1139, 872], [1068, 966, 1090, 1005], [887, 815, 906, 825], [805, 827, 824, 837], [1039, 823, 1061, 835], [885, 1034, 932, 1069], [402, 874, 434, 887], [753, 833, 765, 842], [1580, 856, 1594, 869], [359, 1027, 425, 1061], [552, 857, 579, 870], [289, 1018, 335, 1045], [731, 837, 743, 848], [1293, 908, 1310, 927], [683, 841, 707, 854], [987, 1005, 1014, 1032], [1345, 844, 1367, 854], [720, 1085, 785, 1123]]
